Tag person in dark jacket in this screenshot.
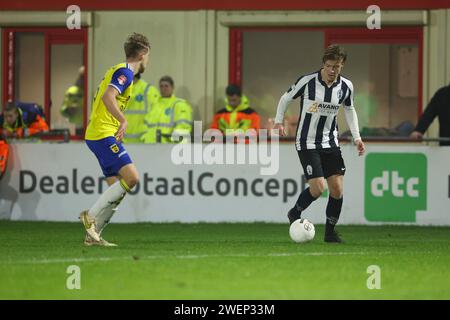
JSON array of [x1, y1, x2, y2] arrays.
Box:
[[410, 84, 450, 146]]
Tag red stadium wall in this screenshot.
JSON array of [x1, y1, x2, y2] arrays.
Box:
[[1, 0, 450, 11]]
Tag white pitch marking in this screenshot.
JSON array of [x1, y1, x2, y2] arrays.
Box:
[[0, 251, 391, 265]]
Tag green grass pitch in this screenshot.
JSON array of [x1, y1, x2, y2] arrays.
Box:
[[0, 221, 449, 299]]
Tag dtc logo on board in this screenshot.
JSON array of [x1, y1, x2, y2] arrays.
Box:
[[365, 153, 427, 222]]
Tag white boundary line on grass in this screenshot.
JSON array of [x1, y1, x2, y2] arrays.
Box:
[[1, 251, 390, 265]]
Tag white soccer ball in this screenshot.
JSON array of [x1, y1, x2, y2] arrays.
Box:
[[289, 218, 315, 243]]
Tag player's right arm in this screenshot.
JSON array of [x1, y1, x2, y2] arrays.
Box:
[[102, 86, 127, 142], [102, 86, 128, 142], [273, 75, 309, 136], [102, 67, 134, 142]]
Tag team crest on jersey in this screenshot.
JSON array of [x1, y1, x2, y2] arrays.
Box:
[[307, 102, 319, 113], [306, 165, 313, 176], [117, 75, 127, 85], [337, 89, 343, 100], [110, 144, 119, 153]]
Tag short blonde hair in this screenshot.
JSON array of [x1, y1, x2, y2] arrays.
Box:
[[124, 33, 150, 58]]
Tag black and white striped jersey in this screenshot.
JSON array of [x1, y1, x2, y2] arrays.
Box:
[[275, 70, 361, 151]]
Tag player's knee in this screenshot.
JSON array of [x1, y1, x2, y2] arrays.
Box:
[[329, 188, 343, 199], [123, 175, 139, 190], [310, 180, 326, 197], [329, 182, 343, 198], [128, 176, 139, 189], [317, 182, 327, 195]]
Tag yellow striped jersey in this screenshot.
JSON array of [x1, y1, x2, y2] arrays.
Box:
[[85, 63, 134, 140]]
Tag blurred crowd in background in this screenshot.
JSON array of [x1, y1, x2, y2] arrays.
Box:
[[1, 64, 450, 146]]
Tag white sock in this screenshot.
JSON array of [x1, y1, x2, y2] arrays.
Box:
[[88, 179, 128, 221], [97, 207, 118, 235], [95, 193, 125, 235]]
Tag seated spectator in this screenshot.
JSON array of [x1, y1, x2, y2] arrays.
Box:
[[0, 101, 49, 139], [210, 85, 260, 137], [141, 76, 193, 143]]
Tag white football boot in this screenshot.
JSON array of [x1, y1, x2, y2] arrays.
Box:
[[79, 210, 101, 242], [84, 234, 118, 247]]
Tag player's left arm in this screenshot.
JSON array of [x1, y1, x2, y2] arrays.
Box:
[[343, 81, 365, 156]]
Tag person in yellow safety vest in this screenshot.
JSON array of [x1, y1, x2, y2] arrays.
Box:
[[140, 76, 193, 144], [61, 66, 85, 135], [123, 72, 160, 143]]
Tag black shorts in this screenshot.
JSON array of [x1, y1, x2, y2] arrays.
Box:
[[297, 148, 346, 180]]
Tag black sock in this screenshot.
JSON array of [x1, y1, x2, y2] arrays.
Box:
[[294, 187, 318, 214], [326, 196, 343, 234]]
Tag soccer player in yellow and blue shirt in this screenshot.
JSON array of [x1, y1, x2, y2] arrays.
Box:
[[80, 33, 150, 246]]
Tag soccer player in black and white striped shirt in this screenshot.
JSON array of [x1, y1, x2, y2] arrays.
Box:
[[274, 44, 365, 243]]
